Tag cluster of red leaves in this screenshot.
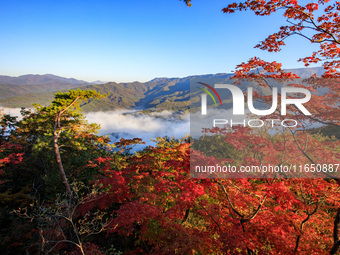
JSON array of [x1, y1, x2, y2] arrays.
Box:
[[231, 57, 340, 127], [223, 0, 340, 76], [73, 136, 339, 254], [233, 57, 299, 80], [80, 143, 222, 254], [114, 138, 145, 154], [191, 2, 339, 248], [0, 142, 24, 183], [78, 156, 131, 216], [0, 152, 24, 167]]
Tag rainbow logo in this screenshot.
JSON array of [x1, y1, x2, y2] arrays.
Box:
[[198, 82, 223, 106]]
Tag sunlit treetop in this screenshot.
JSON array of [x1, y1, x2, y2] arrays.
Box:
[[181, 0, 192, 7]]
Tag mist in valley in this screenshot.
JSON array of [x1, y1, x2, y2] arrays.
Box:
[[1, 107, 190, 150], [85, 110, 190, 150]]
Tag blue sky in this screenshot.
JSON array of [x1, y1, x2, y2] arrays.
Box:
[[0, 0, 319, 82]]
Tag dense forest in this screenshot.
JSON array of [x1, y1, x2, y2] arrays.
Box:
[[0, 84, 338, 254], [1, 0, 340, 254]]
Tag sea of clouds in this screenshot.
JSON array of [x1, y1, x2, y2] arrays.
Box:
[[85, 110, 190, 149], [1, 108, 190, 150]]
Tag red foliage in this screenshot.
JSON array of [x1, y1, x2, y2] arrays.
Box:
[[74, 137, 338, 254], [223, 0, 340, 77], [0, 142, 24, 184]]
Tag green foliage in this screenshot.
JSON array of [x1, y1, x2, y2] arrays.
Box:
[[106, 245, 124, 255], [192, 134, 240, 160], [310, 125, 340, 140], [0, 89, 114, 254]]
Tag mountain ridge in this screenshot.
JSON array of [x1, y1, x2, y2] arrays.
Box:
[[0, 74, 90, 86], [0, 67, 325, 111]]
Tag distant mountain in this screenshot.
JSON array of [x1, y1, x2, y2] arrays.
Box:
[[285, 67, 325, 78], [90, 80, 107, 85], [0, 83, 93, 99], [0, 67, 325, 111], [0, 74, 89, 86], [0, 74, 91, 101]]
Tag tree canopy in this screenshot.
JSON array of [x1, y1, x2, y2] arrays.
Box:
[[0, 1, 339, 254]]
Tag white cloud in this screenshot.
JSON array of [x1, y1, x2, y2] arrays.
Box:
[[0, 108, 190, 148], [0, 107, 35, 121], [85, 110, 190, 147]]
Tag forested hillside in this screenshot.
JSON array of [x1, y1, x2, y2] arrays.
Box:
[[0, 68, 323, 111]]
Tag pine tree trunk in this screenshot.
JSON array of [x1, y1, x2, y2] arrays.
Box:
[[53, 134, 73, 199], [52, 96, 79, 199]]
